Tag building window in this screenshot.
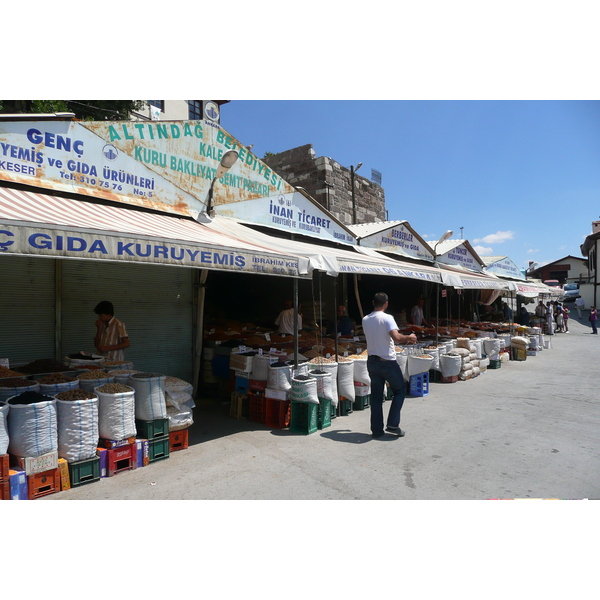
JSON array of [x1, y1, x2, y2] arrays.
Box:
[[188, 101, 202, 120], [147, 101, 164, 112]]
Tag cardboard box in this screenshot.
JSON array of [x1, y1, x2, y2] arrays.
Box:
[[265, 388, 288, 401], [134, 439, 149, 468], [229, 353, 255, 372], [96, 447, 108, 478], [99, 437, 136, 449], [9, 469, 28, 500], [58, 458, 71, 491], [14, 450, 59, 476]]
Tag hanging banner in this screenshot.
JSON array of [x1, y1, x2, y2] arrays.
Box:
[[218, 191, 356, 245], [435, 241, 483, 272], [351, 221, 433, 260], [483, 256, 526, 281], [0, 120, 296, 219]]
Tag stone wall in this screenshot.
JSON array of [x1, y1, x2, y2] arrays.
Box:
[[263, 144, 386, 225]]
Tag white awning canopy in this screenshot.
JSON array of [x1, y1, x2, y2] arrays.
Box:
[[205, 216, 445, 283], [0, 187, 306, 278]]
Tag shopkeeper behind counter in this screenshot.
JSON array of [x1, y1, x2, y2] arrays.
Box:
[[93, 301, 131, 361], [275, 300, 303, 335]]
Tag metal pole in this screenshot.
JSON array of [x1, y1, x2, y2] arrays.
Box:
[[293, 276, 299, 371], [333, 276, 339, 360]]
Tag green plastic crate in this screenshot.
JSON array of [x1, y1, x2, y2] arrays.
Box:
[[68, 456, 100, 488], [488, 359, 501, 369], [135, 418, 169, 440], [148, 437, 170, 463], [318, 398, 332, 430], [337, 398, 353, 416], [353, 395, 371, 411], [290, 401, 318, 435]]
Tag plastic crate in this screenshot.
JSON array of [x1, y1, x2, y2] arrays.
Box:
[[439, 375, 458, 383], [249, 392, 267, 424], [353, 395, 371, 411], [106, 443, 136, 476], [488, 359, 501, 369], [290, 401, 319, 435], [318, 398, 332, 430], [235, 376, 249, 393], [136, 418, 169, 440], [248, 379, 267, 392], [148, 437, 170, 463], [230, 392, 249, 419], [408, 373, 429, 397], [27, 467, 61, 500], [169, 429, 189, 452], [429, 369, 441, 383], [337, 397, 353, 416], [68, 456, 101, 488], [511, 347, 527, 361], [265, 398, 291, 429], [0, 481, 9, 501], [0, 454, 9, 483]]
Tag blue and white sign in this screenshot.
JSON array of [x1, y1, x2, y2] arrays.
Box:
[[484, 256, 526, 281]]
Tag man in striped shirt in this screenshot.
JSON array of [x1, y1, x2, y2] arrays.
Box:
[[93, 301, 131, 361]]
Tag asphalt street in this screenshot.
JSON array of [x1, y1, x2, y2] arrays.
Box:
[[40, 309, 599, 501]]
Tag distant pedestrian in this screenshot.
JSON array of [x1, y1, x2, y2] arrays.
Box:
[[590, 306, 598, 335], [575, 296, 585, 319], [555, 301, 564, 332], [562, 305, 570, 333], [546, 302, 554, 335]]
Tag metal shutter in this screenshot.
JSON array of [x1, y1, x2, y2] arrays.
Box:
[[0, 256, 57, 367], [61, 261, 194, 382]]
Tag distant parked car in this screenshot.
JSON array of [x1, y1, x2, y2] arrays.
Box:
[[563, 283, 580, 302]]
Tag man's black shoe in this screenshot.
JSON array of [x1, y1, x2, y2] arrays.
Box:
[[385, 426, 405, 437]]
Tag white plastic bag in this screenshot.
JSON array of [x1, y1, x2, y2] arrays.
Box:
[[96, 385, 136, 441], [250, 355, 271, 382], [439, 354, 462, 378], [0, 402, 9, 455], [167, 404, 194, 431], [407, 354, 434, 377], [289, 375, 320, 404], [57, 397, 99, 463], [128, 373, 167, 421], [337, 359, 355, 401], [308, 369, 335, 405], [7, 398, 58, 458], [38, 379, 80, 396], [308, 359, 338, 404], [353, 357, 370, 385], [0, 381, 40, 402], [267, 363, 292, 392]]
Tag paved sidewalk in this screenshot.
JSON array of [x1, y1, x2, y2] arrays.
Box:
[[42, 312, 599, 501]]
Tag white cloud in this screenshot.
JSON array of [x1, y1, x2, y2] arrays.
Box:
[[473, 245, 493, 256], [473, 231, 515, 244], [527, 248, 539, 254]]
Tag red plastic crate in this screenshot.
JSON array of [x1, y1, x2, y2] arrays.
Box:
[[248, 379, 267, 392], [0, 481, 9, 500], [248, 391, 266, 423], [169, 429, 189, 452], [440, 375, 458, 383], [265, 398, 290, 429], [106, 443, 135, 476], [0, 454, 9, 483], [28, 467, 61, 500]]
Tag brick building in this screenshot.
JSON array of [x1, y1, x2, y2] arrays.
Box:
[[262, 144, 386, 226]]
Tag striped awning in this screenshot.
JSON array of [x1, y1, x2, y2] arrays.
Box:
[[0, 186, 306, 277]]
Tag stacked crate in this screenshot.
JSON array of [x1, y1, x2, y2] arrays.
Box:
[[99, 437, 137, 476], [0, 454, 9, 500], [135, 418, 170, 464]]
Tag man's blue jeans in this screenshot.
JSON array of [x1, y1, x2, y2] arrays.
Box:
[[367, 355, 406, 437]]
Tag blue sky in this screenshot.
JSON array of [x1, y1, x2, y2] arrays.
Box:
[[221, 100, 600, 273]]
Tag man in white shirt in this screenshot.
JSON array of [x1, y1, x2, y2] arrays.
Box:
[[362, 292, 417, 439], [275, 300, 302, 335], [410, 299, 429, 327]]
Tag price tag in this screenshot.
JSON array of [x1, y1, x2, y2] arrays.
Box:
[[209, 328, 215, 334], [344, 351, 348, 357], [326, 353, 331, 358], [258, 349, 263, 355], [215, 340, 221, 346], [238, 345, 246, 353], [353, 336, 359, 341], [270, 348, 277, 354], [357, 347, 362, 353], [264, 333, 271, 342], [0, 358, 9, 368]]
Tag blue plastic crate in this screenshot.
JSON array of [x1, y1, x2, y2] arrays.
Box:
[[408, 372, 429, 397]]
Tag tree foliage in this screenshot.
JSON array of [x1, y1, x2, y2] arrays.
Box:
[[0, 100, 145, 121]]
